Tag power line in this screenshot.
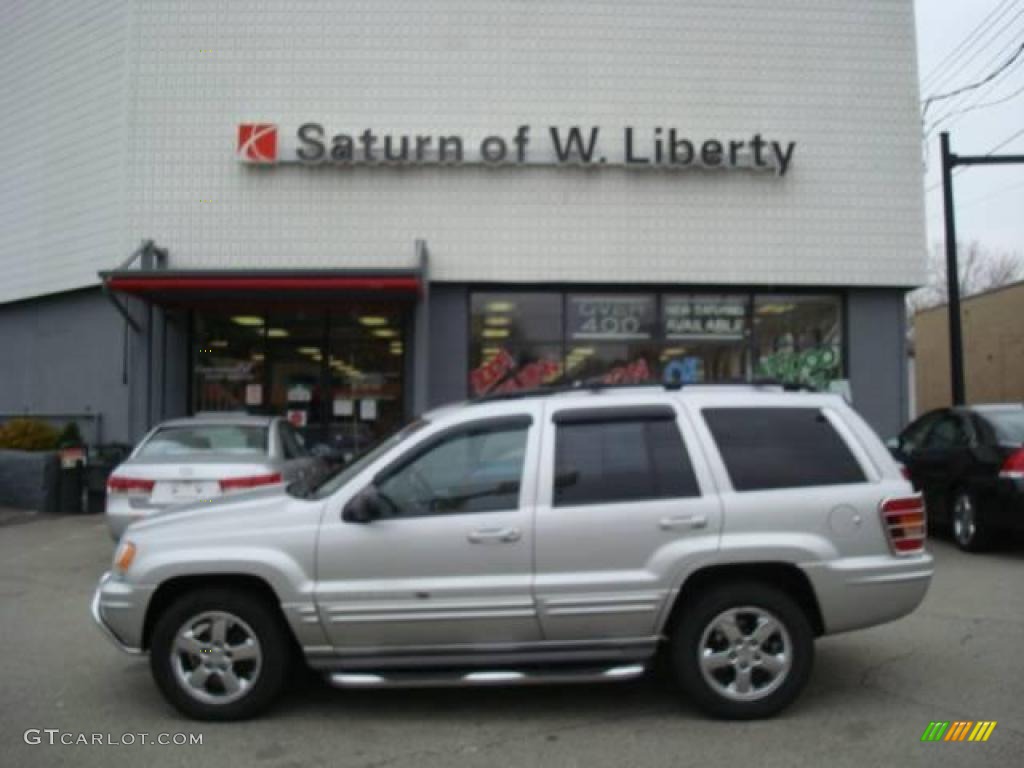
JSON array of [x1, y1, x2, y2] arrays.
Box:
[[922, 41, 1024, 119], [921, 0, 1019, 91], [959, 177, 1024, 208], [924, 22, 1024, 133]]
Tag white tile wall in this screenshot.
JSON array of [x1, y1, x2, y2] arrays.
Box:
[[1, 0, 927, 304], [0, 0, 131, 304]]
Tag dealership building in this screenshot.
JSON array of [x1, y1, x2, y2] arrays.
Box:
[[0, 0, 925, 451]]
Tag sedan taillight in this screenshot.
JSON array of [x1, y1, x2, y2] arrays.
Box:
[[880, 495, 926, 555], [107, 476, 155, 495], [999, 448, 1024, 480], [219, 473, 282, 492]]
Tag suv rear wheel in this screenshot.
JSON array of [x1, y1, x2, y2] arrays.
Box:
[[150, 588, 291, 720], [670, 582, 814, 719]]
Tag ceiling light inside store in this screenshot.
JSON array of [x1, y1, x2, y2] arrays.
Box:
[[298, 347, 320, 355], [359, 316, 389, 327], [231, 316, 264, 326], [373, 329, 398, 338], [252, 353, 264, 362], [485, 302, 514, 313], [267, 328, 289, 338], [208, 340, 228, 348], [482, 328, 509, 339], [485, 316, 510, 326], [757, 304, 795, 315]]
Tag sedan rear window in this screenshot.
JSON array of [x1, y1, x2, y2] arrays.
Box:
[[136, 425, 268, 457]]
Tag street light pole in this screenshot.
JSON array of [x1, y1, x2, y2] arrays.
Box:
[[939, 132, 965, 406], [937, 132, 1024, 407]]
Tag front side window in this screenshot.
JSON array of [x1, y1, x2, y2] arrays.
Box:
[[137, 425, 268, 458], [703, 407, 865, 491], [376, 421, 530, 516], [554, 412, 699, 507]]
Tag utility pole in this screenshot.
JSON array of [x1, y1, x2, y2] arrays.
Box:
[[938, 132, 1024, 406]]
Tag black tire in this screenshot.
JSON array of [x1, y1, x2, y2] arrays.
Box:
[[670, 582, 814, 720], [150, 588, 291, 721], [951, 489, 989, 553]]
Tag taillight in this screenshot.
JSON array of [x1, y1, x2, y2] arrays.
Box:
[[107, 476, 155, 495], [219, 473, 282, 492], [999, 448, 1024, 480], [880, 495, 926, 555]]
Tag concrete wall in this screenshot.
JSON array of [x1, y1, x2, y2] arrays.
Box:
[[914, 282, 1024, 414], [0, 0, 131, 304], [1, 0, 926, 307], [845, 288, 909, 439]]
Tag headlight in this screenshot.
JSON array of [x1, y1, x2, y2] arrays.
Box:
[[113, 540, 136, 574]]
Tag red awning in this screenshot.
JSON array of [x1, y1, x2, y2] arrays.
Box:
[[101, 270, 422, 305]]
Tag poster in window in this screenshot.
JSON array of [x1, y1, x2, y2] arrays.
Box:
[[568, 295, 655, 340], [663, 295, 747, 341]]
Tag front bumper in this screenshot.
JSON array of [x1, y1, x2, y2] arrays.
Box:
[[802, 552, 934, 635], [91, 572, 152, 655]]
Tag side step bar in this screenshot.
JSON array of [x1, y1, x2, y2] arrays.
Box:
[[328, 663, 645, 689]]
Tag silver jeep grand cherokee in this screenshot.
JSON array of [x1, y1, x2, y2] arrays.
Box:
[[92, 384, 932, 721]]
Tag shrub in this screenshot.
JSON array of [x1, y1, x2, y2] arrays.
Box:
[[0, 418, 60, 451], [56, 422, 84, 448]]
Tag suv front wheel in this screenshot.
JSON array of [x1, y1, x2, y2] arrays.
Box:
[[670, 582, 814, 719], [150, 588, 291, 720]]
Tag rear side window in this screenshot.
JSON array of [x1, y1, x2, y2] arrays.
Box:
[[554, 411, 699, 507], [703, 407, 865, 491]]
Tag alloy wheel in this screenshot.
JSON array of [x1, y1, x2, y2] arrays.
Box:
[[697, 606, 793, 702], [953, 493, 976, 548], [171, 611, 263, 705]]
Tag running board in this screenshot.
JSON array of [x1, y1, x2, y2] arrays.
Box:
[[327, 663, 645, 689]]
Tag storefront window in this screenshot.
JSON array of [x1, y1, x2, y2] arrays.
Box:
[[469, 293, 563, 395], [753, 295, 842, 389], [469, 290, 843, 393], [661, 294, 750, 383], [193, 314, 265, 412], [192, 305, 406, 459], [566, 294, 659, 384]]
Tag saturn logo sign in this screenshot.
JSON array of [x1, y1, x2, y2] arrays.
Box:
[[237, 123, 278, 163]]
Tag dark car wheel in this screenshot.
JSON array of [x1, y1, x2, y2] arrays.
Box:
[[150, 588, 291, 721], [952, 490, 989, 553], [670, 582, 814, 720]]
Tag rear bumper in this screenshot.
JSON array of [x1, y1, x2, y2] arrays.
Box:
[[91, 572, 152, 654], [802, 552, 933, 635], [983, 479, 1024, 531]]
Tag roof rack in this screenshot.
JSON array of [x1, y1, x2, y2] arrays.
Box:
[[470, 377, 819, 404]]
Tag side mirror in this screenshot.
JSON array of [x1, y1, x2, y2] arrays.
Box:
[[342, 487, 389, 523]]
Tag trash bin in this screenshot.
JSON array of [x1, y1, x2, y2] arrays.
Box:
[[84, 443, 130, 515], [57, 448, 85, 514]]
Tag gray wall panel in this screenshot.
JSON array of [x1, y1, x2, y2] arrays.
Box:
[[847, 288, 909, 439], [427, 285, 469, 409]]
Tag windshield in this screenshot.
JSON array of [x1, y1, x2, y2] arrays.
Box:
[[136, 424, 268, 457], [303, 419, 429, 500], [985, 409, 1024, 444]]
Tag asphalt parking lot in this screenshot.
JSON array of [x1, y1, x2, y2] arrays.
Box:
[[1, 510, 1021, 768]]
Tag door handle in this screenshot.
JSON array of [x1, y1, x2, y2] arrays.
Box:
[[467, 527, 522, 544], [659, 514, 708, 531]]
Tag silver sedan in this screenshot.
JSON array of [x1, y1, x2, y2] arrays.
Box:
[[105, 415, 324, 540]]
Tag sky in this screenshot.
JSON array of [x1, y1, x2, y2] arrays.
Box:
[[915, 0, 1024, 256]]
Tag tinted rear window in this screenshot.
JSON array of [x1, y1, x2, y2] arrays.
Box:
[[554, 417, 699, 506], [983, 410, 1024, 444], [137, 425, 268, 457], [703, 407, 865, 491]]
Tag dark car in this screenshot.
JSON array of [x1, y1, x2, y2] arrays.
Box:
[[889, 404, 1024, 552]]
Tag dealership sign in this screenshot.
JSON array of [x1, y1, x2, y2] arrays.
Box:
[[237, 123, 796, 175]]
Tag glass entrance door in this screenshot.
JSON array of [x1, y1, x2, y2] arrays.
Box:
[[192, 304, 408, 462]]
